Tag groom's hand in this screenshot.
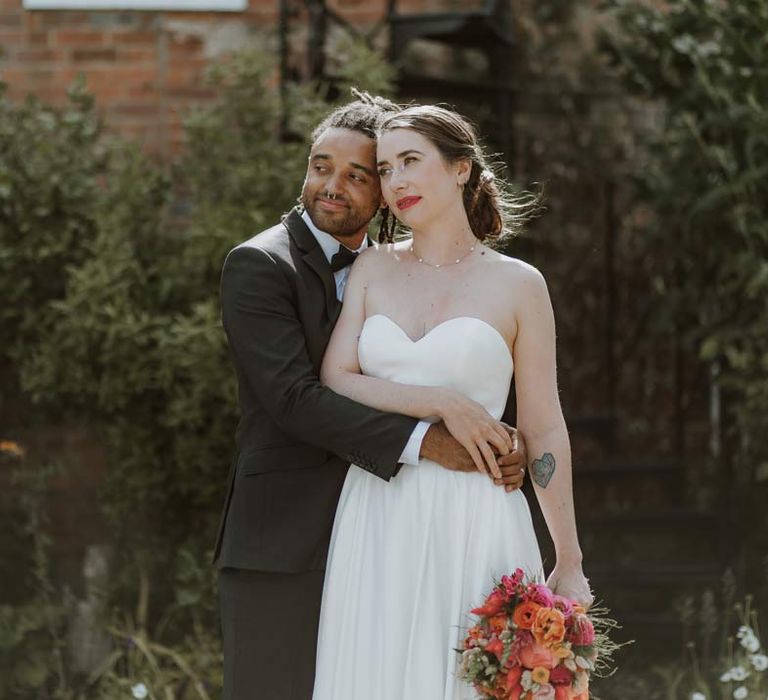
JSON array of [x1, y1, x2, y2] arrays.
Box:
[[492, 424, 527, 493], [420, 423, 526, 492]]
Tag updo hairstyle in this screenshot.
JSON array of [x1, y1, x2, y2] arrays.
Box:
[[376, 104, 536, 244]]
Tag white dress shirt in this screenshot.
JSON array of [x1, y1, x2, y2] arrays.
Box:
[[301, 210, 429, 466]]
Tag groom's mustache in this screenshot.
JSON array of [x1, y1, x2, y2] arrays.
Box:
[[317, 194, 348, 205]]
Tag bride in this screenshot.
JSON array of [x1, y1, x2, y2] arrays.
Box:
[[312, 104, 592, 699]]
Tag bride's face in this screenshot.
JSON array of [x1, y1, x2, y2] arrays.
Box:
[[376, 128, 467, 230]]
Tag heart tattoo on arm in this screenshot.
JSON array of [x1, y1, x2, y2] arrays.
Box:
[[531, 452, 556, 488]]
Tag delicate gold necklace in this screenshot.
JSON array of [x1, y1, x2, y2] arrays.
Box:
[[410, 240, 477, 269]]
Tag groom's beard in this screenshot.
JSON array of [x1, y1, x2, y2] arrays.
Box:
[[301, 192, 376, 240]]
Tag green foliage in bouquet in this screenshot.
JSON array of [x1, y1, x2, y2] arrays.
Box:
[[601, 0, 768, 473]]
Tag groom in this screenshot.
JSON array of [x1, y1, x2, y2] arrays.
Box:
[[214, 92, 527, 700]]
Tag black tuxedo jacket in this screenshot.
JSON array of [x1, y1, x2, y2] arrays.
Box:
[[213, 208, 418, 573]]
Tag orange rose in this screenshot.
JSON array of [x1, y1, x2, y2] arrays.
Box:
[[513, 601, 542, 630], [554, 687, 571, 700], [533, 607, 566, 648], [489, 614, 508, 635], [465, 624, 484, 649]]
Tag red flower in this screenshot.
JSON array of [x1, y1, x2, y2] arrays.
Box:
[[568, 613, 595, 646], [555, 686, 571, 700], [501, 569, 525, 596], [507, 666, 522, 687], [549, 665, 575, 686], [486, 637, 505, 659], [472, 589, 507, 617]]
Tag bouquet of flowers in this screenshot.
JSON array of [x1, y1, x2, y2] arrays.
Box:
[[458, 569, 618, 700]]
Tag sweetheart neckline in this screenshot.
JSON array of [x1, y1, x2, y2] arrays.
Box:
[[363, 313, 514, 366]]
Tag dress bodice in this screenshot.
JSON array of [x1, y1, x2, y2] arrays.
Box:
[[358, 314, 514, 421]]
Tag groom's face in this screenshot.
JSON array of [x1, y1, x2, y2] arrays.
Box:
[[301, 127, 382, 241]]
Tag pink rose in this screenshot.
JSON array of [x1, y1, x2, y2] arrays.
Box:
[[553, 595, 575, 620], [526, 584, 555, 607], [568, 613, 595, 646], [519, 641, 558, 669], [549, 665, 575, 687]]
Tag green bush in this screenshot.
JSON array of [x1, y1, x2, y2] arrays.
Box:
[[1, 37, 395, 692], [601, 0, 768, 525]]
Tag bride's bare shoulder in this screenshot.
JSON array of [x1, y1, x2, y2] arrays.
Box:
[[485, 248, 547, 291], [357, 240, 411, 269]]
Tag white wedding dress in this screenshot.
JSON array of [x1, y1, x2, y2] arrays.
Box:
[[312, 314, 543, 700]]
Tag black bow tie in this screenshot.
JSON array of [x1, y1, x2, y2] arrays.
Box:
[[330, 247, 359, 272]]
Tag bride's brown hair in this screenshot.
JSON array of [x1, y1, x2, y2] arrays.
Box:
[[377, 105, 537, 244]]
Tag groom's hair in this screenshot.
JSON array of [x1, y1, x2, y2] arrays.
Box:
[[311, 88, 400, 143]]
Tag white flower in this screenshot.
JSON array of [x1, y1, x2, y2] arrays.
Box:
[[730, 666, 750, 682], [521, 670, 534, 691], [691, 693, 706, 700], [733, 688, 747, 700], [721, 670, 733, 682], [131, 684, 148, 700], [737, 626, 761, 652], [752, 654, 768, 671]]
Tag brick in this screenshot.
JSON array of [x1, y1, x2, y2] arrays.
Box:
[[166, 85, 216, 99], [110, 101, 161, 117], [112, 30, 157, 46], [72, 47, 116, 62], [116, 46, 157, 63], [15, 47, 64, 62], [54, 29, 104, 46], [0, 29, 22, 46], [38, 12, 91, 28], [0, 12, 21, 27], [26, 30, 49, 46]]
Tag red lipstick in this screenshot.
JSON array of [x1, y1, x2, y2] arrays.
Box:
[[396, 196, 421, 211]]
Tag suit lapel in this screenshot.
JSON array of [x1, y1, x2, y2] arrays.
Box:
[[283, 208, 341, 323]]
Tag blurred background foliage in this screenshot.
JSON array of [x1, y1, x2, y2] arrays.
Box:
[[0, 40, 394, 698], [0, 0, 766, 696]]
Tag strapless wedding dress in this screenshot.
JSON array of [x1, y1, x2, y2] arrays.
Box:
[[312, 314, 543, 700]]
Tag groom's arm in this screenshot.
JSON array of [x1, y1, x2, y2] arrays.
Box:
[[221, 245, 416, 481]]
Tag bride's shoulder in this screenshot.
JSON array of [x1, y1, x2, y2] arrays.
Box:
[[359, 240, 411, 265], [485, 249, 547, 290]]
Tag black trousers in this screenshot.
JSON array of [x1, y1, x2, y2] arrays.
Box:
[[218, 567, 325, 700]]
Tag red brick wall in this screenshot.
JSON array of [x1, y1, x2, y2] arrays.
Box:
[[0, 0, 450, 157]]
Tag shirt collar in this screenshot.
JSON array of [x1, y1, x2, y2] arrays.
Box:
[[301, 209, 369, 264]]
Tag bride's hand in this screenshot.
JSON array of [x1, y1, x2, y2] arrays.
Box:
[[546, 563, 594, 609], [433, 388, 513, 479]]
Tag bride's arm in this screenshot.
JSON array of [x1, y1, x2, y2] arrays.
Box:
[[512, 264, 593, 607], [321, 249, 511, 476]]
